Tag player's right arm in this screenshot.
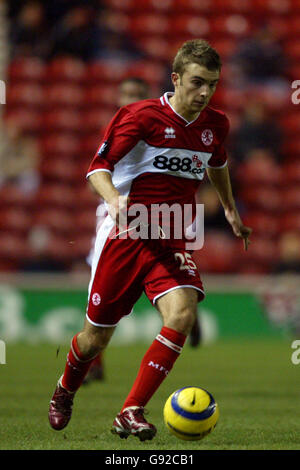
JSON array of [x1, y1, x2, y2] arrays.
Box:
[[88, 171, 128, 226], [86, 106, 144, 226]]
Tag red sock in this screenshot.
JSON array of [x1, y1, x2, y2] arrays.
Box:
[[61, 334, 95, 393], [121, 326, 186, 411]]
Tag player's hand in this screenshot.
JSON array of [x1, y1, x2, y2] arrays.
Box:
[[107, 194, 130, 230], [225, 207, 252, 251]]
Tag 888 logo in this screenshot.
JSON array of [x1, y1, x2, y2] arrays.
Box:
[[153, 155, 205, 174]]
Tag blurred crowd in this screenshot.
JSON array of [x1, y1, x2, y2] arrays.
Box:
[[8, 1, 144, 62], [1, 0, 299, 275]]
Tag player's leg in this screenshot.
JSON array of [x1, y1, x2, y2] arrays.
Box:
[[48, 319, 115, 430], [83, 352, 104, 384], [112, 287, 198, 441]]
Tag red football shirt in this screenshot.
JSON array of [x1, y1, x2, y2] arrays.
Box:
[[86, 92, 229, 244]]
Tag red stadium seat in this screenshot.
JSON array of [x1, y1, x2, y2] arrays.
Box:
[[280, 112, 300, 135], [46, 57, 86, 83], [0, 233, 29, 262], [283, 137, 300, 161], [103, 0, 136, 12], [288, 64, 300, 82], [193, 231, 237, 273], [4, 109, 42, 134], [39, 134, 79, 158], [80, 134, 103, 156], [45, 234, 75, 263], [282, 161, 300, 185], [236, 236, 278, 272], [266, 17, 290, 40], [0, 208, 32, 234], [75, 185, 100, 209], [214, 0, 253, 14], [126, 61, 167, 86], [35, 185, 75, 209], [8, 58, 46, 82], [76, 185, 101, 208], [45, 84, 84, 108], [284, 40, 300, 60], [129, 14, 170, 36], [85, 61, 130, 84], [139, 37, 172, 62], [41, 110, 81, 133], [75, 210, 98, 233], [0, 185, 36, 208], [173, 0, 213, 14], [289, 16, 300, 36], [209, 38, 237, 59], [216, 88, 247, 111], [69, 233, 94, 259], [235, 158, 281, 186], [242, 212, 279, 238], [34, 208, 74, 234], [81, 109, 113, 134], [252, 0, 292, 13], [39, 158, 79, 184], [239, 187, 281, 212], [280, 213, 300, 232], [170, 16, 211, 38], [281, 187, 300, 210], [210, 15, 252, 37], [84, 84, 119, 107], [7, 83, 45, 108]]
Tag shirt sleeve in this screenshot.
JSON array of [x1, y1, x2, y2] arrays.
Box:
[[207, 115, 230, 169], [86, 107, 144, 178]]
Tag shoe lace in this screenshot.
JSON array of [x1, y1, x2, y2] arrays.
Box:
[[53, 389, 73, 412], [132, 407, 148, 419]]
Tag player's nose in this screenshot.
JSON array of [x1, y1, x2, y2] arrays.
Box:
[[199, 84, 210, 98]]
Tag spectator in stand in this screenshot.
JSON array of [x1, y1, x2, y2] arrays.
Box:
[[47, 6, 100, 61], [9, 1, 47, 59], [229, 101, 283, 165], [273, 232, 300, 274], [21, 226, 68, 273], [0, 119, 40, 194], [230, 25, 288, 89], [94, 29, 145, 62]]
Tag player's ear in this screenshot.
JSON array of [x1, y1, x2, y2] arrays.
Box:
[[171, 72, 180, 88]]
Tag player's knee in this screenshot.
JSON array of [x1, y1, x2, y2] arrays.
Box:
[[167, 307, 196, 336], [77, 330, 108, 359]]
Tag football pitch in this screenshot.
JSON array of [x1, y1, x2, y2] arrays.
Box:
[[0, 338, 300, 451]]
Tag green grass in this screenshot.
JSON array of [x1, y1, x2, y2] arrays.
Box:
[[0, 338, 300, 450]]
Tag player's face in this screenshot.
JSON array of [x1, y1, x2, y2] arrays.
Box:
[[172, 63, 220, 117], [118, 82, 148, 107]]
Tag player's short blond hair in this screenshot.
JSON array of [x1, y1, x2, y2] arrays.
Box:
[[173, 39, 222, 76]]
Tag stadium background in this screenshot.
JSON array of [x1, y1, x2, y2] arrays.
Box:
[[0, 0, 300, 345], [2, 0, 300, 453]]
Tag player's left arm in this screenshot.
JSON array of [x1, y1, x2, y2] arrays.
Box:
[[206, 165, 252, 251]]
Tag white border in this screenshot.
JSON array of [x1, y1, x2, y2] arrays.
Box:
[[85, 313, 119, 328], [86, 168, 112, 179], [152, 284, 205, 305]]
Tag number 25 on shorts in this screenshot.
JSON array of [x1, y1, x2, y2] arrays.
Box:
[[174, 252, 197, 271]]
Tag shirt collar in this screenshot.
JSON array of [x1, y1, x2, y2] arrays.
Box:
[[160, 92, 205, 127]]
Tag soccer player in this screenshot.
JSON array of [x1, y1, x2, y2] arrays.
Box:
[[85, 76, 203, 384], [49, 39, 252, 441]]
